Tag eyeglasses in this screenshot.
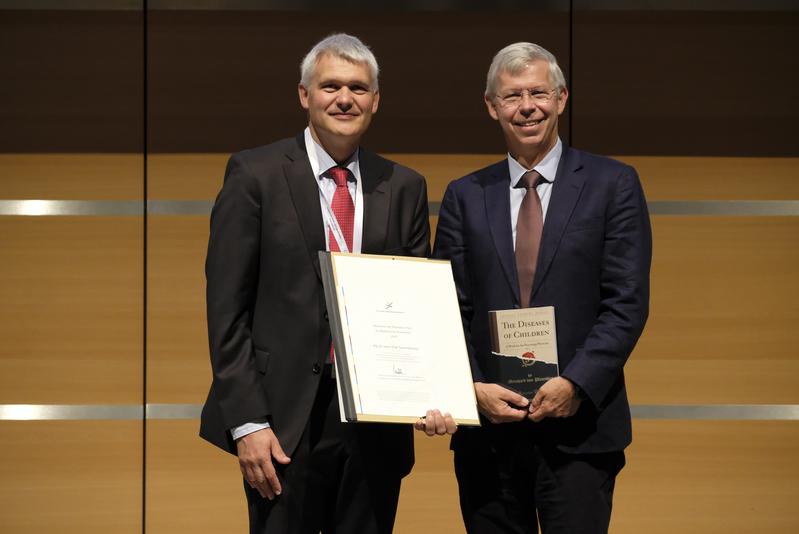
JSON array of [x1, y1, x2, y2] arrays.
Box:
[[494, 88, 558, 109]]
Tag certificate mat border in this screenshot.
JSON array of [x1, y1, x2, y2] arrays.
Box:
[[326, 252, 479, 423], [357, 413, 481, 426], [319, 251, 357, 421], [329, 253, 365, 419], [331, 251, 451, 264]]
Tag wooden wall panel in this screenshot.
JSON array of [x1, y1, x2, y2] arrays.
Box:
[[0, 154, 143, 200], [406, 422, 799, 534], [618, 157, 799, 201], [406, 155, 799, 202], [148, 154, 227, 200], [146, 214, 438, 401], [146, 420, 246, 534], [148, 153, 505, 203], [629, 216, 799, 403], [398, 155, 799, 202], [626, 359, 799, 405], [3, 6, 795, 534], [145, 421, 799, 534], [147, 161, 799, 403], [147, 216, 210, 403], [387, 154, 502, 202], [614, 421, 799, 534], [148, 154, 799, 203], [0, 421, 142, 534], [0, 217, 143, 403], [146, 421, 460, 534], [395, 435, 462, 533], [643, 216, 798, 363]]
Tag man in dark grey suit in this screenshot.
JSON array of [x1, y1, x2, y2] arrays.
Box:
[[434, 42, 652, 533], [200, 33, 452, 534]]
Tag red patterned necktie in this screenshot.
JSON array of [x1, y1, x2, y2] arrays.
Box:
[[326, 166, 354, 364], [326, 166, 354, 252], [515, 170, 546, 308]]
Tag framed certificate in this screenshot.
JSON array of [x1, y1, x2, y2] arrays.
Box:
[[319, 252, 480, 426]]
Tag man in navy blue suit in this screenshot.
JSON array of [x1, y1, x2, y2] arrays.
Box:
[[434, 42, 652, 533]]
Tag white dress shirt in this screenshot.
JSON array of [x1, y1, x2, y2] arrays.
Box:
[[508, 137, 563, 249], [304, 127, 365, 253]]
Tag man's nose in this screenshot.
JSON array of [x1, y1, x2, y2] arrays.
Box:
[[518, 92, 536, 114], [336, 89, 353, 110]]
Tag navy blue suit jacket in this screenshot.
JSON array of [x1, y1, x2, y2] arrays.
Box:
[[434, 146, 651, 454]]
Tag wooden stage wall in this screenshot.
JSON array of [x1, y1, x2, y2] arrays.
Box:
[[1, 4, 798, 533]]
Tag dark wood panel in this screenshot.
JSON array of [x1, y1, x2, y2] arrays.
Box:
[[0, 11, 143, 152], [572, 10, 799, 156], [5, 10, 798, 156], [147, 10, 569, 153]]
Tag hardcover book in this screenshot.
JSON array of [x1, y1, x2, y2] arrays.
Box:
[[488, 306, 559, 398]]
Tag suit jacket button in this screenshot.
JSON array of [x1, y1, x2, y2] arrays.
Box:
[[324, 311, 329, 321], [312, 363, 321, 374]]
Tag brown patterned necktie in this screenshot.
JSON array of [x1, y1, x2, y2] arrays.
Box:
[[515, 170, 547, 308]]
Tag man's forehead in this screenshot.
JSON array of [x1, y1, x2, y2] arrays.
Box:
[[313, 54, 373, 83], [496, 62, 552, 87]]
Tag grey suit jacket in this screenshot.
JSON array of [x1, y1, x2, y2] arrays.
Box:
[[200, 134, 430, 476]]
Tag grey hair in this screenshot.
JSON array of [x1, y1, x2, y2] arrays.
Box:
[[485, 42, 566, 97], [300, 33, 379, 90]]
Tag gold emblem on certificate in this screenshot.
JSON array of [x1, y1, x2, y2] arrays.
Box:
[[488, 306, 558, 398]]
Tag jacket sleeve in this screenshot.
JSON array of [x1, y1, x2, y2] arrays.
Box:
[[433, 183, 484, 382], [205, 153, 270, 431], [407, 173, 432, 258], [560, 165, 652, 408]]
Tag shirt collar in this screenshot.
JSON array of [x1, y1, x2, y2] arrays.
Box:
[[508, 137, 563, 188], [304, 127, 360, 182]]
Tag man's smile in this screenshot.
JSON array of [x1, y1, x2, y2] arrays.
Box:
[[515, 118, 543, 127]]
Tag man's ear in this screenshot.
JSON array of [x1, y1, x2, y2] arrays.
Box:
[[556, 86, 569, 115], [484, 94, 499, 121], [371, 90, 380, 114], [298, 84, 310, 110]]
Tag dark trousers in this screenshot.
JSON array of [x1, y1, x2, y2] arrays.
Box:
[[454, 424, 625, 534], [244, 371, 403, 534]]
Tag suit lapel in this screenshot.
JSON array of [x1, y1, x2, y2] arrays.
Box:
[[532, 147, 585, 297], [283, 134, 325, 280], [359, 148, 391, 254], [483, 163, 519, 305]]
